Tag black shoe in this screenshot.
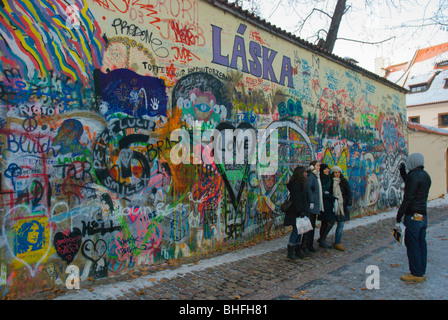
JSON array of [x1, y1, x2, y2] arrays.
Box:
[[302, 247, 312, 256], [319, 242, 332, 248], [319, 222, 334, 247], [295, 245, 306, 259], [308, 246, 317, 252], [287, 245, 299, 261]]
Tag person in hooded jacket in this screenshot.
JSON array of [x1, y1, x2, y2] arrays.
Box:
[[397, 153, 431, 283], [284, 166, 308, 260], [331, 166, 352, 251], [317, 163, 336, 248], [302, 160, 322, 255]]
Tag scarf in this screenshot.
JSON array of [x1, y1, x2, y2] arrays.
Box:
[[333, 177, 344, 216], [313, 170, 324, 212]]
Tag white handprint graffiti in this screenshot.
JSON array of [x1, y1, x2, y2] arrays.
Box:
[[150, 97, 159, 110]]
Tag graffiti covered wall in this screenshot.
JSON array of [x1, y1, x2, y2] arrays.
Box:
[[0, 0, 407, 297]]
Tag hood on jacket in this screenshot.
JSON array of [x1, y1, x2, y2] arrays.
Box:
[[406, 153, 424, 171]]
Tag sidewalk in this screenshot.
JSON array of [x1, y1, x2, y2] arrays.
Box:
[[27, 195, 448, 301]]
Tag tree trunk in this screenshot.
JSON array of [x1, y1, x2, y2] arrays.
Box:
[[323, 0, 346, 53]]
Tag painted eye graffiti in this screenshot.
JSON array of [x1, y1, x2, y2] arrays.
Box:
[[194, 103, 211, 113]]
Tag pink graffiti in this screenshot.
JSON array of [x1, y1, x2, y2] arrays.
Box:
[[113, 214, 163, 261]]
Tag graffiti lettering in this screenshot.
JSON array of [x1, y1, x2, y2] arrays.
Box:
[[211, 24, 294, 88]]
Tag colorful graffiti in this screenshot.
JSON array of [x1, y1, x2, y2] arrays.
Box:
[[0, 0, 407, 298]]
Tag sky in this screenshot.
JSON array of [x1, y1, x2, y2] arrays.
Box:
[[245, 0, 447, 74]]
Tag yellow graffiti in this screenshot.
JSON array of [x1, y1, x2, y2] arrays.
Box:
[[322, 147, 348, 176]]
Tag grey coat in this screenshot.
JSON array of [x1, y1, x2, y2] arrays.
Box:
[[306, 171, 321, 215]]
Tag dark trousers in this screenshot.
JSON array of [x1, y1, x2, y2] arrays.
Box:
[[319, 220, 334, 243], [302, 213, 317, 249], [404, 214, 427, 277], [288, 224, 302, 245]]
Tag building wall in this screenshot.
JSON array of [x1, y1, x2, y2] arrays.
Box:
[[409, 130, 448, 200], [0, 0, 407, 296], [407, 101, 448, 128]]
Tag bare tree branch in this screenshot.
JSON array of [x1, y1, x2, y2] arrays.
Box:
[[336, 36, 396, 45], [254, 0, 447, 67], [293, 8, 332, 34]]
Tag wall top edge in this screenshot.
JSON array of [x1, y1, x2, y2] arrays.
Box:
[[208, 0, 408, 94]]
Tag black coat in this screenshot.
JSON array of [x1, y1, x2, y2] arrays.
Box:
[[319, 174, 336, 222], [284, 180, 306, 226], [335, 177, 352, 222], [397, 166, 431, 222]]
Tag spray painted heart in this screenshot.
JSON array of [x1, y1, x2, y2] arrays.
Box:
[[190, 88, 216, 122], [2, 205, 52, 277], [81, 239, 107, 264], [54, 228, 82, 263], [215, 122, 255, 209]]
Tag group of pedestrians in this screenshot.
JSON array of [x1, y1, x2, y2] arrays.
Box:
[[284, 160, 352, 261], [283, 153, 432, 284]]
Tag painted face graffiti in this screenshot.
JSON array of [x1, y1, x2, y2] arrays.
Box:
[[15, 220, 44, 255]]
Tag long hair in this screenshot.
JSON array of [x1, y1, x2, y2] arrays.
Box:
[[332, 170, 348, 184], [307, 160, 319, 172], [15, 220, 44, 254], [289, 166, 307, 187], [310, 160, 319, 167]]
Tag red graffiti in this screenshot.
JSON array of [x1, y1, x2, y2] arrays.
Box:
[[172, 46, 200, 64], [249, 30, 269, 47], [170, 20, 199, 46], [92, 0, 160, 28]]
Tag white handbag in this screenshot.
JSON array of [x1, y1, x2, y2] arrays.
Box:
[[393, 222, 405, 245], [296, 216, 313, 234]]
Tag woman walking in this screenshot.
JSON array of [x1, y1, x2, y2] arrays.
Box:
[[284, 166, 308, 260], [331, 166, 352, 251], [302, 160, 322, 255], [317, 163, 336, 248]]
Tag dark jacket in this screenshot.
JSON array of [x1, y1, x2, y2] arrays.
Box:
[[396, 166, 431, 222], [306, 171, 320, 216], [319, 174, 336, 222], [284, 180, 306, 226], [335, 177, 352, 222]]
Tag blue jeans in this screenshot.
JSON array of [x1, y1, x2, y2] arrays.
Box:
[[404, 214, 427, 277], [335, 221, 345, 244], [288, 225, 302, 245]]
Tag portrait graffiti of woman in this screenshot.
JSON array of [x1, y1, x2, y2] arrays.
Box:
[[15, 220, 45, 256]]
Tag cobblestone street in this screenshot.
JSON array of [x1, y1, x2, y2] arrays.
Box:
[[16, 200, 446, 304]]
